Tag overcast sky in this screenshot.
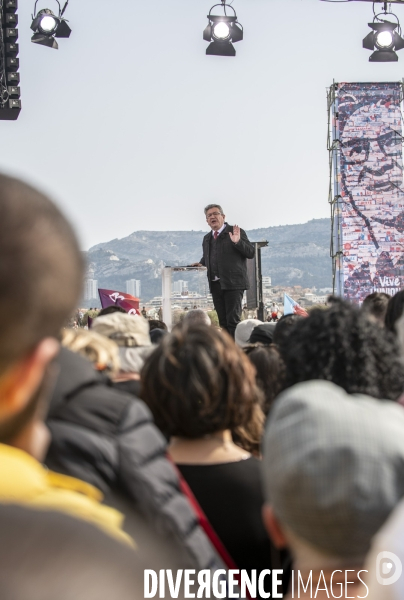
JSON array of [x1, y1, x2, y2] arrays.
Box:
[[2, 0, 404, 248]]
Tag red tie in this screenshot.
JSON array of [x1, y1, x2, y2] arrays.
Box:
[[214, 231, 218, 240]]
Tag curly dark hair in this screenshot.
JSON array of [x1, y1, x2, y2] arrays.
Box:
[[278, 298, 404, 400], [272, 314, 302, 347], [141, 324, 264, 439], [385, 290, 404, 335]]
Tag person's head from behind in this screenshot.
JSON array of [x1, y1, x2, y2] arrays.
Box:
[[0, 504, 144, 600], [92, 312, 153, 377], [150, 328, 168, 345], [278, 297, 404, 400], [272, 314, 302, 347], [0, 174, 83, 457], [148, 319, 168, 332], [98, 305, 127, 317], [244, 344, 285, 415], [182, 309, 211, 327], [235, 319, 262, 348], [362, 292, 390, 326], [248, 323, 275, 346], [62, 329, 120, 376], [385, 290, 404, 335], [262, 381, 404, 570], [141, 324, 262, 440]]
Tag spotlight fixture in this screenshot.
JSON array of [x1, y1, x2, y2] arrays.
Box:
[[203, 1, 243, 57], [31, 1, 71, 49], [363, 10, 404, 61]]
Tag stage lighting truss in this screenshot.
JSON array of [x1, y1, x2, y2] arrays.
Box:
[[0, 0, 21, 119], [363, 5, 404, 61], [31, 0, 71, 49], [203, 0, 243, 56]]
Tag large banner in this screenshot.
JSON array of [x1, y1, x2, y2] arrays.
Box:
[[335, 82, 404, 301]]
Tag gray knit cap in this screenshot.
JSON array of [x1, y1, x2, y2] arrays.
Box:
[[262, 380, 404, 558]]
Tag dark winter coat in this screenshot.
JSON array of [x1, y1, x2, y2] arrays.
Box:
[[200, 223, 255, 291], [45, 348, 219, 570]]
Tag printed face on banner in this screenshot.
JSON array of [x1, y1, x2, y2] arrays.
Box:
[[338, 83, 404, 302]]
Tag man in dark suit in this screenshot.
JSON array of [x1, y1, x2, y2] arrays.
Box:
[[192, 204, 254, 337]]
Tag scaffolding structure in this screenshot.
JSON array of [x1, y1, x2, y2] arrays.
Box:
[[327, 82, 344, 296]]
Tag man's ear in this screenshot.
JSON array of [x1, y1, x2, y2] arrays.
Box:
[[0, 338, 60, 422], [262, 504, 288, 549]]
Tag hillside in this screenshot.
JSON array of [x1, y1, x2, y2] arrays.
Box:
[[85, 218, 331, 302]]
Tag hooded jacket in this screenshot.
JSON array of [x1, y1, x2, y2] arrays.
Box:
[[45, 348, 219, 570]]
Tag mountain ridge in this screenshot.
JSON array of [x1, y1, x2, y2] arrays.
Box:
[[85, 218, 332, 302]]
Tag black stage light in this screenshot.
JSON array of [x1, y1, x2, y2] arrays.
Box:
[[203, 1, 243, 56], [363, 18, 404, 62], [31, 1, 71, 50], [0, 0, 21, 120]]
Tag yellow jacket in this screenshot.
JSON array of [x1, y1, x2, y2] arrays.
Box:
[[0, 444, 132, 546]]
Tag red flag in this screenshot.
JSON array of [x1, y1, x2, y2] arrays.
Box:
[[98, 288, 140, 315], [293, 304, 309, 317]]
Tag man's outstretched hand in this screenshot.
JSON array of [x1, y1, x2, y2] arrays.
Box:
[[229, 225, 240, 244], [190, 262, 203, 267]]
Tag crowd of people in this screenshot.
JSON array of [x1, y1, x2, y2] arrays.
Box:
[[3, 173, 404, 599]]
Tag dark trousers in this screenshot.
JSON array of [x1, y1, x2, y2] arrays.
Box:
[[210, 281, 244, 338]]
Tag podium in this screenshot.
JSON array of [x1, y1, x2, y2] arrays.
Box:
[[162, 240, 268, 329], [246, 241, 268, 321], [162, 266, 207, 331]]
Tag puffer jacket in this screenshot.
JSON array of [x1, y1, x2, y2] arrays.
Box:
[[45, 348, 219, 570], [0, 443, 131, 545]]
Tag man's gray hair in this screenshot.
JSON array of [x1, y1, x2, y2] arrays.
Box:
[[183, 309, 211, 327], [204, 204, 224, 215]]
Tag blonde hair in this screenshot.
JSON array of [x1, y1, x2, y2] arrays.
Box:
[[62, 329, 120, 375]]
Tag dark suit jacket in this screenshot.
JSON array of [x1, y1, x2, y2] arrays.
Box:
[[200, 223, 255, 291]]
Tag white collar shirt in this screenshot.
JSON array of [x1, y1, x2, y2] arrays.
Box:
[[211, 222, 227, 237]]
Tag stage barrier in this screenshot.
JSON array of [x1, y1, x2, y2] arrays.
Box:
[[328, 81, 404, 302]]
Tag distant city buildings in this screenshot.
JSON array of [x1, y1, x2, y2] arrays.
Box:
[[304, 292, 327, 305], [149, 291, 213, 311], [84, 278, 98, 300], [262, 276, 272, 290], [262, 276, 272, 303], [267, 285, 330, 312], [150, 296, 163, 308], [126, 279, 141, 298], [173, 280, 188, 295]]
